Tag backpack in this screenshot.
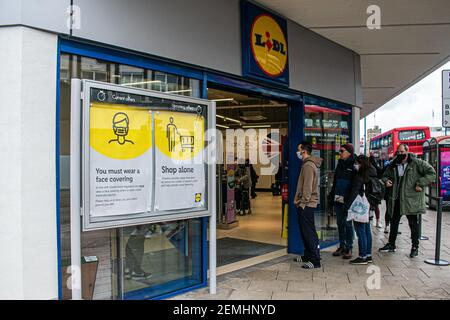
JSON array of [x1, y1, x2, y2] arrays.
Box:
[[366, 177, 385, 206]]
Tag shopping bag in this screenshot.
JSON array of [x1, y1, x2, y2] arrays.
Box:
[[347, 195, 370, 223]]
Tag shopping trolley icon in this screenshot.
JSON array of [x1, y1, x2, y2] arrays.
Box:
[[180, 135, 194, 152]]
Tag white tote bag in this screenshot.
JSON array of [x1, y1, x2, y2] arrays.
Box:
[[347, 194, 370, 223]]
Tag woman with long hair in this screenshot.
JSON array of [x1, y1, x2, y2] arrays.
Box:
[[344, 155, 375, 265]]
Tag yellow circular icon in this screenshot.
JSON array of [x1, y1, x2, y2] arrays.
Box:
[[90, 103, 152, 160], [251, 14, 288, 77], [155, 111, 204, 160]]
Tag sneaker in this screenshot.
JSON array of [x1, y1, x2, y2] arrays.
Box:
[[384, 225, 390, 234], [379, 243, 396, 252], [342, 249, 353, 259], [410, 247, 419, 258], [350, 257, 368, 265], [293, 255, 309, 263], [301, 261, 321, 269], [332, 247, 345, 257], [366, 256, 373, 263], [124, 269, 132, 280], [131, 271, 152, 280]]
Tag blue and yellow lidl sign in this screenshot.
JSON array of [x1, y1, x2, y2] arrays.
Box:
[[242, 1, 289, 85]]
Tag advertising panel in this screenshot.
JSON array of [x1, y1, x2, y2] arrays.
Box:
[[241, 1, 289, 85], [440, 147, 450, 202]]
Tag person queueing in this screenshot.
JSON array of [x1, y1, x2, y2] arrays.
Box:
[[328, 143, 356, 259], [369, 155, 383, 229], [379, 144, 436, 257], [294, 141, 323, 269], [346, 155, 376, 265]]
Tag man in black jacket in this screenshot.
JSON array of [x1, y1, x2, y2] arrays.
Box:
[[328, 144, 356, 259]]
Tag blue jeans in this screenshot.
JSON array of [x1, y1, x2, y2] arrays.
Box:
[[354, 221, 372, 258], [335, 203, 354, 251]]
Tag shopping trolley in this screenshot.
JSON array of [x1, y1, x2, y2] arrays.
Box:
[[180, 135, 194, 152]]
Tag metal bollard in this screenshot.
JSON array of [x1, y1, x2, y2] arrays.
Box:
[[425, 197, 450, 266]]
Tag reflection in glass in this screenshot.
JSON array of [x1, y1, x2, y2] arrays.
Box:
[[304, 103, 351, 246], [59, 53, 203, 300], [121, 219, 202, 299]]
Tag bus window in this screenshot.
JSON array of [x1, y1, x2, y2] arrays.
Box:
[[399, 130, 425, 141]]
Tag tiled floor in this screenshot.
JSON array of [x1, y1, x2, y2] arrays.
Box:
[[217, 192, 287, 246], [174, 205, 450, 300]]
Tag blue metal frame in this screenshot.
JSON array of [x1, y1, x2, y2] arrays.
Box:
[[206, 72, 300, 101], [123, 218, 206, 300], [59, 38, 204, 81], [57, 38, 208, 300], [287, 101, 305, 255]]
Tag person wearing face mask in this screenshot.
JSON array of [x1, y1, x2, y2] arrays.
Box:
[[378, 144, 436, 258], [327, 143, 357, 259], [345, 155, 377, 264], [293, 141, 323, 269]]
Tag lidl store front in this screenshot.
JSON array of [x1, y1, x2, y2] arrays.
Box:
[[0, 0, 361, 300]]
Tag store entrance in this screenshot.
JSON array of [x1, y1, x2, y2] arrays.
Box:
[[208, 86, 289, 270]]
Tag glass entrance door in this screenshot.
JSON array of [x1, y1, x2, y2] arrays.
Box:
[[303, 101, 352, 247]]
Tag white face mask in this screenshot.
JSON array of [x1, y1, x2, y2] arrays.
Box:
[[297, 151, 302, 160], [354, 164, 360, 171]]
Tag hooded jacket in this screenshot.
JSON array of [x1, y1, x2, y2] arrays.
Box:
[[295, 156, 323, 209]]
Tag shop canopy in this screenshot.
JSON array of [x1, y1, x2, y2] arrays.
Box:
[[257, 0, 450, 117]]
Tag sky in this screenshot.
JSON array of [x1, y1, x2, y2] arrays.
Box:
[[360, 60, 450, 138]]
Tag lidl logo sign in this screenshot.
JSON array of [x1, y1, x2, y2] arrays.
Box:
[[242, 1, 289, 85], [251, 14, 288, 77]]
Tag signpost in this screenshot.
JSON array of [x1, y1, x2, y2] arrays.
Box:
[[442, 70, 450, 127]]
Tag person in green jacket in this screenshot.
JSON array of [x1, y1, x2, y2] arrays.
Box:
[[378, 144, 436, 258]]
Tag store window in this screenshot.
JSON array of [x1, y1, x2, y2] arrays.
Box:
[[59, 53, 203, 300], [304, 100, 351, 246]]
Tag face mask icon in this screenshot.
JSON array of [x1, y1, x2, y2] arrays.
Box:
[[109, 112, 134, 145], [114, 126, 128, 136]]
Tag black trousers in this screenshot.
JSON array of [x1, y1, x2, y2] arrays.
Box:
[[297, 206, 321, 265], [388, 198, 420, 248], [126, 234, 145, 273]]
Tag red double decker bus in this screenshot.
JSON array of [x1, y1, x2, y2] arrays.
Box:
[[369, 126, 430, 163]]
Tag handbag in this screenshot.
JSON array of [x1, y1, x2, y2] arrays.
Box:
[[347, 194, 370, 223]]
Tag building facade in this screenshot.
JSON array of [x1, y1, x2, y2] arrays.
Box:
[[0, 0, 362, 299]]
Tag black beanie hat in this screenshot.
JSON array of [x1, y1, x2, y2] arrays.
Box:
[[341, 143, 354, 155]]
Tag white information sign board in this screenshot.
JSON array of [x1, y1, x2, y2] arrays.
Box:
[[154, 110, 206, 211], [89, 103, 153, 217], [73, 80, 213, 231]]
